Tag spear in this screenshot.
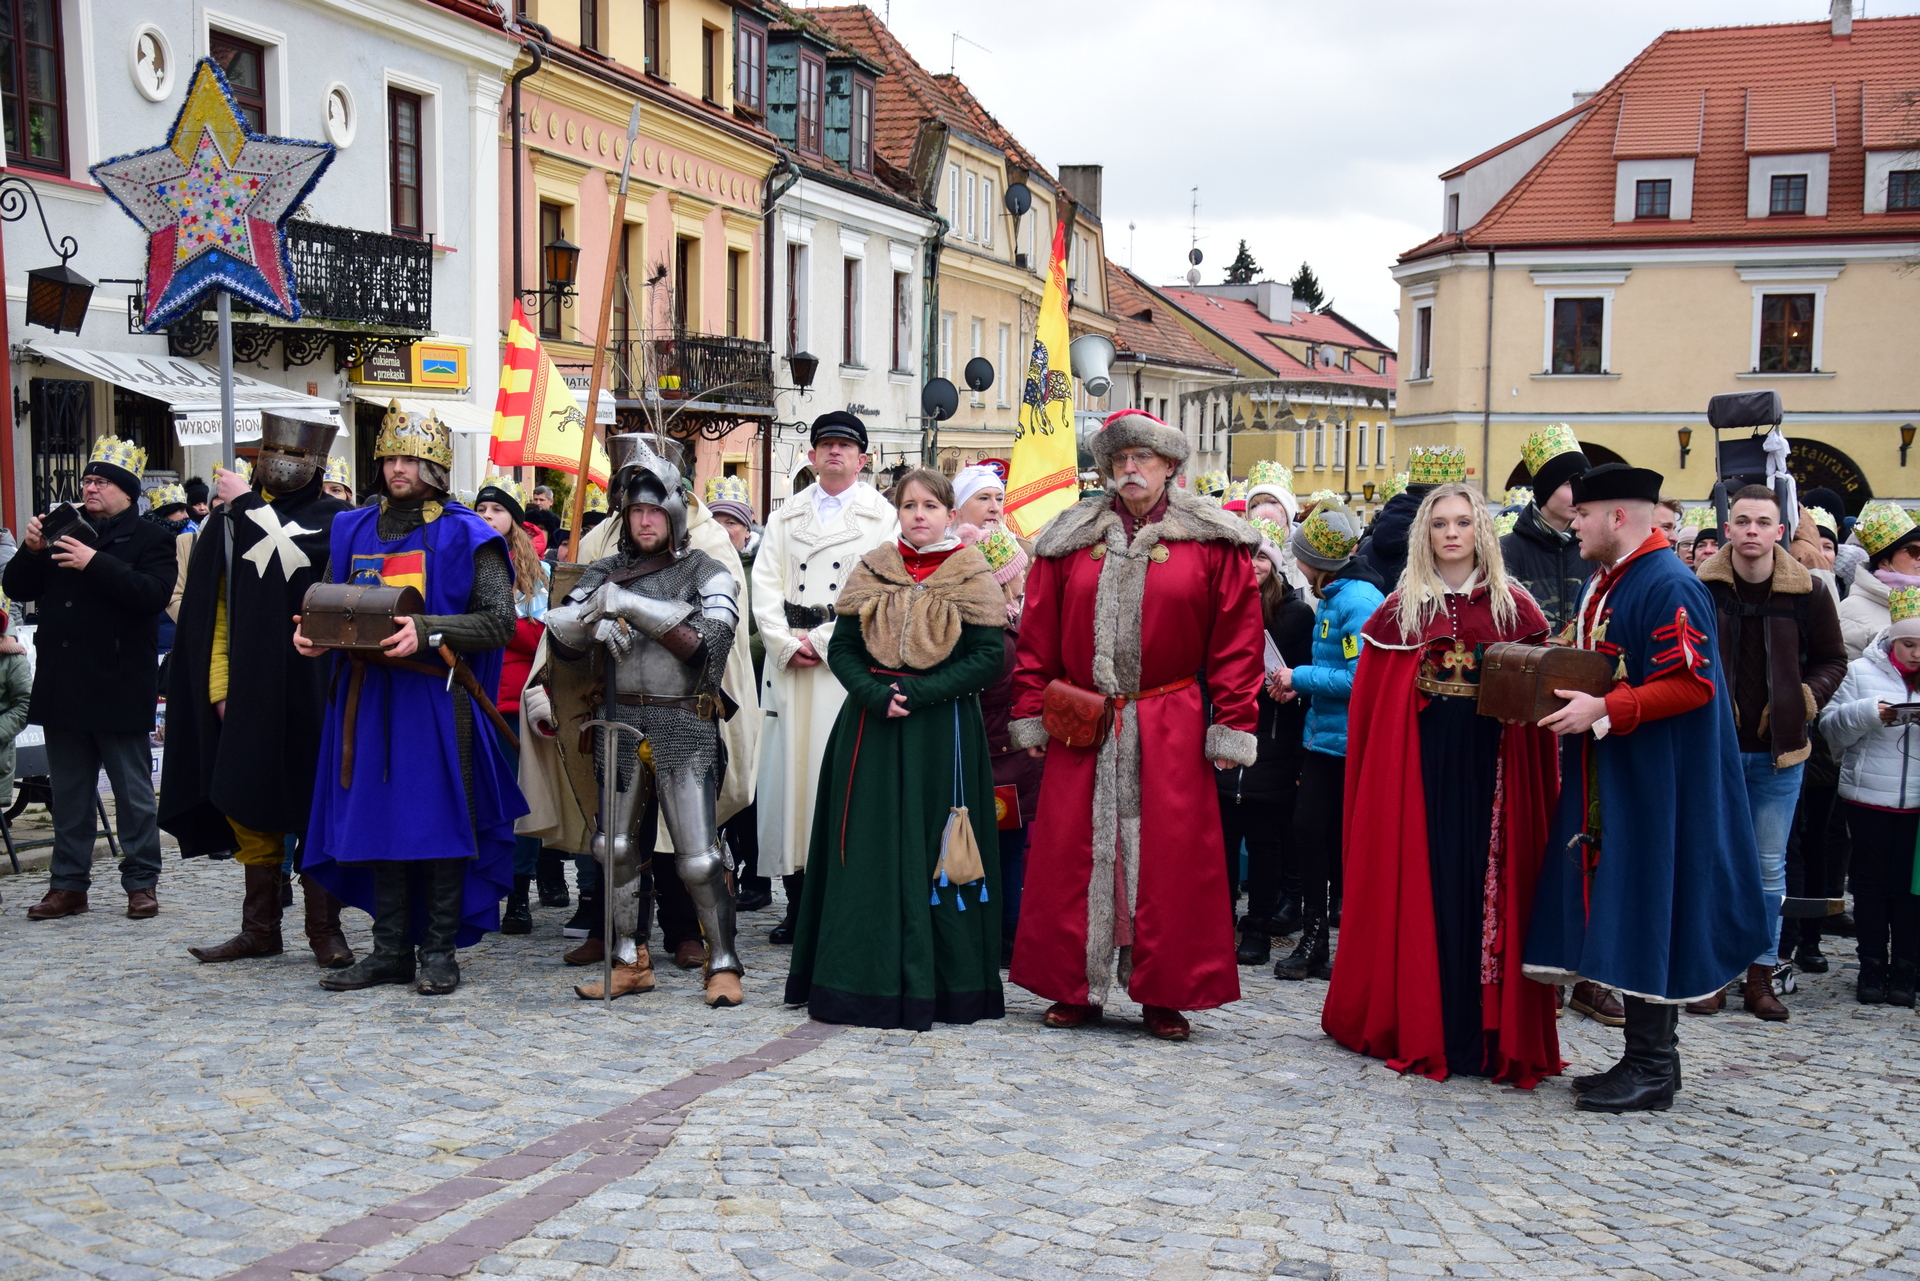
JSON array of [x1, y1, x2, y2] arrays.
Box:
[[567, 102, 642, 563]]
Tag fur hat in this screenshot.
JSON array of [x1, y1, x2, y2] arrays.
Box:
[[1090, 408, 1189, 478]]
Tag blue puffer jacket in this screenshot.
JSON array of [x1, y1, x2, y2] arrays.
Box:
[[1292, 566, 1387, 757]]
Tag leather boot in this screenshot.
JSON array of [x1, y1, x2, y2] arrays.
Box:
[[770, 872, 803, 944], [1684, 984, 1725, 1016], [1742, 962, 1789, 1021], [1569, 981, 1626, 1027], [1576, 997, 1678, 1113], [301, 875, 354, 969], [1573, 1025, 1683, 1095], [26, 888, 88, 920], [1269, 890, 1303, 938], [319, 863, 414, 991], [1858, 961, 1889, 1004], [501, 875, 533, 935], [536, 853, 570, 907], [1887, 960, 1918, 1008], [573, 948, 657, 1000], [279, 872, 294, 909], [188, 864, 285, 962], [1793, 934, 1829, 973], [416, 859, 465, 995], [1236, 926, 1271, 966], [1274, 917, 1330, 981]]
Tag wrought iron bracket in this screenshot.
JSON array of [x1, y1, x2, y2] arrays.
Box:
[[0, 176, 80, 267]]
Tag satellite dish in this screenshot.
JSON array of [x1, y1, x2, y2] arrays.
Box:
[[1188, 247, 1203, 265], [921, 378, 959, 423], [1186, 268, 1201, 285], [963, 357, 995, 393], [1003, 182, 1032, 217]]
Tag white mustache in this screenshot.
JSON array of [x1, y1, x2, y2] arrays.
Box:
[[1118, 476, 1149, 490]]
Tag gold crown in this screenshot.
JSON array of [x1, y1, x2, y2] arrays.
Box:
[[1407, 445, 1466, 486], [1195, 471, 1229, 497], [1503, 485, 1533, 508], [1299, 502, 1361, 561], [1892, 586, 1920, 624], [1222, 480, 1249, 504], [1378, 472, 1408, 501], [584, 482, 608, 514], [1858, 501, 1918, 556], [144, 482, 187, 509], [1495, 509, 1520, 536], [324, 455, 351, 487], [705, 475, 750, 506], [1810, 507, 1838, 537], [479, 474, 529, 508], [374, 400, 453, 467], [89, 435, 147, 476], [1681, 504, 1715, 530], [1248, 515, 1287, 546], [1307, 488, 1341, 509], [1246, 460, 1293, 494], [1521, 423, 1581, 477], [225, 457, 252, 481]]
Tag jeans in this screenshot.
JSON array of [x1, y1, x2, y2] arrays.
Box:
[[45, 727, 163, 894], [1741, 752, 1803, 966], [998, 825, 1028, 946]]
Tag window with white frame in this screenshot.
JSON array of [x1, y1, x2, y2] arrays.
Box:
[[981, 179, 995, 248], [1749, 285, 1826, 373], [1374, 422, 1387, 468], [1313, 418, 1326, 468], [939, 312, 954, 379], [947, 164, 960, 225], [965, 173, 977, 241], [997, 323, 1010, 406], [1412, 303, 1433, 379], [784, 242, 808, 355], [1292, 422, 1306, 468], [891, 272, 911, 373], [1537, 287, 1616, 375], [968, 318, 984, 403], [1747, 152, 1829, 219], [1356, 420, 1370, 467], [841, 257, 861, 367]]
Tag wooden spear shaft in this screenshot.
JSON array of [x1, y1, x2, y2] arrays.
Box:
[[566, 102, 642, 563]]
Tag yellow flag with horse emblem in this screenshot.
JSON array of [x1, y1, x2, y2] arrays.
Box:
[[490, 300, 611, 486], [1005, 218, 1078, 538]]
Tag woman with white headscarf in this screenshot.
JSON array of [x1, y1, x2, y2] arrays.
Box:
[[952, 464, 1006, 531]]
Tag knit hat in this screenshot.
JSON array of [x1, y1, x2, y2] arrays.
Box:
[[704, 475, 755, 529], [1520, 423, 1587, 498], [84, 436, 146, 501], [952, 464, 1005, 512], [183, 476, 209, 508], [1891, 586, 1920, 641], [475, 475, 529, 527], [1289, 500, 1363, 572], [1090, 408, 1189, 477], [1245, 459, 1298, 521]]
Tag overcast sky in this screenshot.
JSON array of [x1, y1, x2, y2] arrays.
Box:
[[827, 0, 1915, 342]]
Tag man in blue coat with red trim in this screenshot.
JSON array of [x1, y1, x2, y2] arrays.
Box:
[[1524, 463, 1771, 1113]]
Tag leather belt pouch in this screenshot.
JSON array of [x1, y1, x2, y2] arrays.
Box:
[[1041, 679, 1113, 748], [1477, 642, 1613, 722]]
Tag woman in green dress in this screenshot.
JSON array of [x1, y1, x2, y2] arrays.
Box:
[[782, 468, 1009, 1029]]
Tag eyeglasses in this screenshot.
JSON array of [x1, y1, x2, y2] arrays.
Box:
[[79, 476, 113, 490], [1111, 449, 1163, 469]]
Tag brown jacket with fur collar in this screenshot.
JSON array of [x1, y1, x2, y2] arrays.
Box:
[[1696, 544, 1848, 768], [834, 543, 1006, 671]]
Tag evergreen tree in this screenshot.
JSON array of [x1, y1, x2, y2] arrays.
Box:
[[1223, 240, 1260, 285], [1290, 262, 1325, 310]]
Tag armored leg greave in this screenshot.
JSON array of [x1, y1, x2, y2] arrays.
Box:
[[659, 766, 740, 978]]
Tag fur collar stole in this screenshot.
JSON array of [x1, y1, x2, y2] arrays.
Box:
[[835, 542, 1006, 670], [1033, 489, 1261, 559]]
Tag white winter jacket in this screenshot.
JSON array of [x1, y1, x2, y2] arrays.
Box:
[[1838, 570, 1890, 660], [1818, 634, 1920, 810]]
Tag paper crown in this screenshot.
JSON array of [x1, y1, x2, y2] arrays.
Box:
[[89, 435, 147, 477], [705, 475, 750, 506], [1195, 471, 1229, 497], [1408, 445, 1467, 486], [1521, 423, 1582, 477], [480, 474, 528, 508], [1378, 472, 1409, 501], [1681, 504, 1716, 530], [324, 454, 351, 487], [1248, 515, 1287, 547], [583, 482, 608, 514], [1857, 501, 1918, 556], [1891, 586, 1920, 625], [1298, 501, 1362, 562], [374, 400, 453, 467], [1246, 459, 1293, 494], [1503, 485, 1533, 509], [1222, 480, 1249, 504], [1308, 488, 1341, 509], [145, 482, 188, 510], [226, 456, 252, 481], [1495, 509, 1520, 536], [1810, 507, 1838, 537], [978, 526, 1025, 574]]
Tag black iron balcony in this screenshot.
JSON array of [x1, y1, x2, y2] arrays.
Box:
[[285, 219, 434, 332], [628, 331, 774, 414]]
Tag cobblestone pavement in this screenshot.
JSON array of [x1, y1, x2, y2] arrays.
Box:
[[5, 856, 1920, 1281]]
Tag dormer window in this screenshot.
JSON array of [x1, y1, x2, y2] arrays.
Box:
[[1769, 173, 1808, 215], [1634, 178, 1671, 219], [796, 49, 824, 154], [852, 77, 873, 172]]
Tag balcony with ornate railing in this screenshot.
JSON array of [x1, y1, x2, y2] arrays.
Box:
[[284, 220, 434, 332], [618, 331, 775, 420]]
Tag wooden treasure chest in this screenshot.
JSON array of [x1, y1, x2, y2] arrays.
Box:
[[1476, 641, 1614, 724], [299, 582, 425, 651]]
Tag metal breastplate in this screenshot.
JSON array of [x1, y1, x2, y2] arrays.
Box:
[[610, 633, 704, 699]]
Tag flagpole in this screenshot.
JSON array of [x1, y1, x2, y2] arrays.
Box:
[[566, 103, 641, 564]]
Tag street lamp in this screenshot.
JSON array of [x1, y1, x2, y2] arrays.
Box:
[[2, 177, 94, 334], [1677, 426, 1692, 470], [1903, 424, 1916, 468], [788, 350, 819, 392], [1363, 481, 1376, 503], [519, 233, 580, 309]]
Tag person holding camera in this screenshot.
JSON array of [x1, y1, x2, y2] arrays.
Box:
[[5, 438, 179, 920]]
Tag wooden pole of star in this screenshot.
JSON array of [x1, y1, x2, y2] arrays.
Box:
[[565, 102, 642, 565]]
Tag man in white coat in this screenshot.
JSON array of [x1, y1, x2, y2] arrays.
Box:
[[752, 411, 898, 942]]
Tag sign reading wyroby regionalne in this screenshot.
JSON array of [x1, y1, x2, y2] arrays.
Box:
[[348, 341, 468, 391]]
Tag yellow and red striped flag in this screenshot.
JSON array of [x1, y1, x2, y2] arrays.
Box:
[[1004, 218, 1079, 538], [490, 300, 611, 486]]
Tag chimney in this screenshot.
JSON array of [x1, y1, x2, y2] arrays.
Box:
[[1255, 280, 1294, 323], [1831, 0, 1852, 37], [1058, 165, 1103, 218], [1571, 90, 1597, 107]]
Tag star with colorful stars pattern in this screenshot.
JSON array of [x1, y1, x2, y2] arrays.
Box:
[[90, 57, 333, 330]]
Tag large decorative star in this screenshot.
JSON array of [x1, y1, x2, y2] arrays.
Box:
[[91, 58, 334, 330]]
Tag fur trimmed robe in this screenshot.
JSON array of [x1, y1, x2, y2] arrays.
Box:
[[835, 542, 1007, 670], [1007, 488, 1265, 1012]]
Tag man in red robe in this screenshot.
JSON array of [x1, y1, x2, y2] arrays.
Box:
[[1008, 410, 1265, 1040]]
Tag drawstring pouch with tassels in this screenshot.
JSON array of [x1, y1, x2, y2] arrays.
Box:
[[932, 702, 987, 908]]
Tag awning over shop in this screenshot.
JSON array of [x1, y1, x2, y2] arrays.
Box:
[[25, 341, 341, 445], [351, 392, 494, 436]]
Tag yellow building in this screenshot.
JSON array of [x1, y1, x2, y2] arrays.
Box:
[[1393, 10, 1920, 511]]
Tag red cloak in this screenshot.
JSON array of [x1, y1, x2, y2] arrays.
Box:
[[1321, 585, 1564, 1088]]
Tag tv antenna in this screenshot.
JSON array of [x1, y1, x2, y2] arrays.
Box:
[[950, 32, 992, 74], [1186, 188, 1203, 285]]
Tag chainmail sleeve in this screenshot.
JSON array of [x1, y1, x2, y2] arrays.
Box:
[[415, 542, 516, 653], [684, 608, 735, 691]]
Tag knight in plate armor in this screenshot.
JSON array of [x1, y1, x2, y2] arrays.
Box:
[[542, 440, 744, 1007]]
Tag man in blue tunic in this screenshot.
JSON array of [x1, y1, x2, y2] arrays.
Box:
[[1525, 464, 1771, 1113], [295, 404, 526, 996]]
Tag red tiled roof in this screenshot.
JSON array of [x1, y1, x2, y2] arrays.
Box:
[[1614, 92, 1704, 157], [1405, 14, 1920, 259], [1104, 264, 1235, 375], [930, 74, 1053, 185], [1862, 81, 1920, 148], [1157, 288, 1397, 389]]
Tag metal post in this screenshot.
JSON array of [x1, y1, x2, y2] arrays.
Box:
[[217, 292, 236, 464]]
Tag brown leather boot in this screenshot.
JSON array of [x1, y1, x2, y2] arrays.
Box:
[[573, 948, 657, 1000], [704, 968, 743, 1008], [26, 888, 89, 920], [564, 936, 605, 966], [1570, 981, 1626, 1027], [301, 875, 354, 969], [188, 865, 284, 962], [1742, 963, 1789, 1021], [1684, 985, 1725, 1016]]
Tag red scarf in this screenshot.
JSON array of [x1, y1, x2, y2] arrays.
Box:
[[1893, 646, 1920, 692], [898, 540, 961, 583]]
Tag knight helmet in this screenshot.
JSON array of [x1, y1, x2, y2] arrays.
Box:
[[253, 409, 341, 495], [615, 436, 689, 554]]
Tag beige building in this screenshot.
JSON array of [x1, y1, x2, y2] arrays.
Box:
[[1392, 6, 1920, 511]]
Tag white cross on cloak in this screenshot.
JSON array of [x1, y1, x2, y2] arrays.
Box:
[[241, 504, 319, 580]]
